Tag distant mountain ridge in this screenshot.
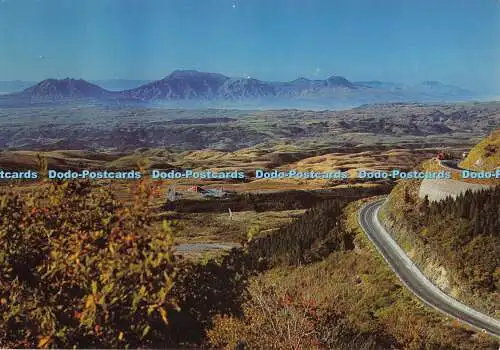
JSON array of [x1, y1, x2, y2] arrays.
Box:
[[22, 78, 111, 100], [120, 70, 357, 101], [2, 70, 478, 107], [90, 79, 152, 91], [0, 80, 37, 94]]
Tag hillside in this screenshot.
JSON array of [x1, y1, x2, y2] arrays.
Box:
[[460, 128, 500, 171], [383, 181, 499, 313], [381, 131, 500, 317], [208, 199, 499, 349], [0, 102, 498, 151]]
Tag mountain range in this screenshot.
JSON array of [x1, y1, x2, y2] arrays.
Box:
[[0, 79, 150, 94], [0, 70, 481, 108]]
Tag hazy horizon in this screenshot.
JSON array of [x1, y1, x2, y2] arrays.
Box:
[[1, 0, 499, 92]]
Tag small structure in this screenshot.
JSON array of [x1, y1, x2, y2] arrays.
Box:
[[189, 185, 204, 193], [189, 185, 228, 198], [166, 185, 177, 202], [201, 187, 227, 198]]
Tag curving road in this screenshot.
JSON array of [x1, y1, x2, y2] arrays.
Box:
[[439, 159, 461, 171], [358, 198, 500, 338]]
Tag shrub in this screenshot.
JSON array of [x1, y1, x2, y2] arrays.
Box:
[[0, 178, 177, 348], [167, 248, 258, 345], [207, 280, 322, 349]]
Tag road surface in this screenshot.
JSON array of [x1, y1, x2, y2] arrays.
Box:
[[439, 159, 461, 171], [174, 242, 240, 255], [418, 178, 490, 202], [358, 198, 500, 338], [418, 159, 494, 202]]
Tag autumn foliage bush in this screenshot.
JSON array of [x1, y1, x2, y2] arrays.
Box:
[[0, 177, 177, 348], [208, 280, 323, 349]]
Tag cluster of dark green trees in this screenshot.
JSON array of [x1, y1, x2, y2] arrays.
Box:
[[421, 187, 500, 292], [249, 199, 354, 266], [246, 185, 395, 267], [400, 186, 500, 294], [427, 187, 499, 236]]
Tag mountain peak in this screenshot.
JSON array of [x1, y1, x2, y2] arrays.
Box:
[[165, 70, 228, 80], [415, 81, 471, 96], [34, 77, 92, 86], [167, 69, 200, 77], [291, 77, 311, 84], [421, 80, 444, 87], [22, 78, 110, 99], [326, 75, 355, 88]]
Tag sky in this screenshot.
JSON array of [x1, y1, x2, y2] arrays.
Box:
[[0, 0, 499, 91]]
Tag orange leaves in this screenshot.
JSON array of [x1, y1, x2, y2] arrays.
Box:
[[37, 335, 52, 349], [151, 180, 163, 198], [1, 178, 178, 348], [110, 226, 121, 237], [209, 281, 322, 349], [159, 307, 168, 324], [450, 318, 462, 329], [84, 294, 96, 312], [29, 205, 49, 216], [123, 234, 137, 245], [280, 293, 294, 306]]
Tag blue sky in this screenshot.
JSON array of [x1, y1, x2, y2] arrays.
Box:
[[0, 0, 499, 91]]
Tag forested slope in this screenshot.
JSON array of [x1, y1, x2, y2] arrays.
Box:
[[382, 181, 499, 317]]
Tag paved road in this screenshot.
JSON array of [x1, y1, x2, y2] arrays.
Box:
[[418, 178, 490, 202], [174, 242, 240, 254], [439, 159, 463, 172], [418, 159, 495, 202], [358, 199, 500, 338]]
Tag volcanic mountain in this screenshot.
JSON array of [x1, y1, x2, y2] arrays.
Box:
[[1, 70, 477, 107], [122, 70, 230, 100], [21, 78, 113, 100], [121, 70, 357, 101]]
